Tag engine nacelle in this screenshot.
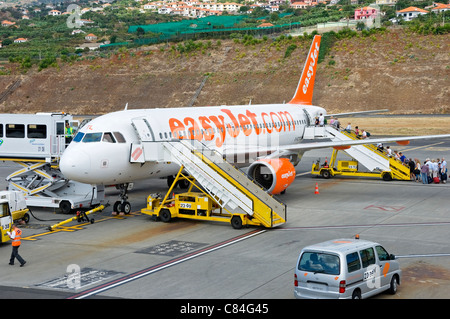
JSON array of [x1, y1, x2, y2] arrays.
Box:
[[247, 158, 296, 195]]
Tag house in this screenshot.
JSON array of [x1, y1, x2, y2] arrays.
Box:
[[430, 3, 450, 13], [355, 6, 379, 20], [85, 33, 98, 42], [257, 22, 274, 28], [396, 6, 428, 21], [291, 2, 309, 9], [1, 20, 16, 27], [48, 9, 61, 16], [14, 38, 28, 43]]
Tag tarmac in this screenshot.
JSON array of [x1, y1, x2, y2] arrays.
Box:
[[0, 137, 449, 304]]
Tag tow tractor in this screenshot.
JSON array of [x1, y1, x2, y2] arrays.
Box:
[[311, 148, 394, 181], [0, 191, 30, 243], [141, 167, 264, 229]]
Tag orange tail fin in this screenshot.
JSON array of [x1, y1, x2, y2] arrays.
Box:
[[288, 35, 321, 105]]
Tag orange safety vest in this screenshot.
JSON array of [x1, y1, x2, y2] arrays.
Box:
[[12, 229, 22, 247]]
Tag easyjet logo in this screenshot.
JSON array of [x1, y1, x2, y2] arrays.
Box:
[[281, 171, 294, 179], [169, 108, 296, 147], [302, 41, 319, 95]]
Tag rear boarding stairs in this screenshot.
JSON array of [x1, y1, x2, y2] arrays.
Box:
[[305, 125, 410, 181]]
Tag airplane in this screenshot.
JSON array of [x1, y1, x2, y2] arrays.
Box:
[[59, 35, 450, 213]]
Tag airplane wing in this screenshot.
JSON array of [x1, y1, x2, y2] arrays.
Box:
[[223, 133, 450, 158], [326, 109, 389, 118]]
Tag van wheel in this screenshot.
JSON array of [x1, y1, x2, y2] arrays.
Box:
[[23, 213, 30, 224], [352, 289, 361, 299], [389, 275, 398, 295], [59, 200, 72, 214]]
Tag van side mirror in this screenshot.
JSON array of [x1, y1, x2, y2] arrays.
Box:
[[389, 254, 396, 260]]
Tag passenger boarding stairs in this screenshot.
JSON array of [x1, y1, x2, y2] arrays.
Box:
[[130, 138, 286, 228], [304, 126, 410, 180]]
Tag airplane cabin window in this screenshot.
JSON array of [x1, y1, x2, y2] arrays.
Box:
[[73, 132, 84, 142], [82, 132, 103, 143], [102, 132, 116, 143], [113, 132, 126, 143]]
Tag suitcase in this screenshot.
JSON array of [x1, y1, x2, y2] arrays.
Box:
[[433, 177, 440, 184], [428, 176, 433, 184]]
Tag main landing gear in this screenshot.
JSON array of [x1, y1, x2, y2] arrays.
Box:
[[113, 183, 132, 214]]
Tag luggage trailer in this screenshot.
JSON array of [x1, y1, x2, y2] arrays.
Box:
[[0, 113, 104, 213]]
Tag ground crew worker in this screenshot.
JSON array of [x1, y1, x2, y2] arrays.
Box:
[[7, 224, 26, 267], [65, 122, 74, 144]]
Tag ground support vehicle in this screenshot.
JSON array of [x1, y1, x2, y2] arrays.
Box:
[[141, 166, 268, 229], [0, 191, 31, 243], [294, 237, 401, 299], [311, 147, 409, 181], [0, 112, 104, 213]]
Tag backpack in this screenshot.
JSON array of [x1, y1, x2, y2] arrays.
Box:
[[366, 132, 371, 137]]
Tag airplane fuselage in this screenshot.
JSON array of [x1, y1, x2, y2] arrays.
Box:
[[60, 103, 326, 185]]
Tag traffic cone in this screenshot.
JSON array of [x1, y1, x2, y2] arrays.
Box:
[[314, 182, 320, 195]]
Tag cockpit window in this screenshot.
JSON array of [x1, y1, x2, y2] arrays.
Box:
[[102, 132, 116, 143], [113, 132, 126, 143], [73, 132, 84, 142], [82, 133, 103, 143]]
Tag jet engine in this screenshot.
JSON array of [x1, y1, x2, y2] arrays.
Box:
[[247, 158, 296, 195]]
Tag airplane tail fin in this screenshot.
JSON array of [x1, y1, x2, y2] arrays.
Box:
[[288, 35, 321, 105]]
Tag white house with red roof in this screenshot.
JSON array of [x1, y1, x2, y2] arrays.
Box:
[[396, 6, 428, 21]]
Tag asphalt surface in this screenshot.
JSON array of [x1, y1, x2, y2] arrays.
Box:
[[0, 136, 449, 308]]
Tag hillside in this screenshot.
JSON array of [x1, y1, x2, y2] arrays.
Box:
[[0, 28, 448, 115]]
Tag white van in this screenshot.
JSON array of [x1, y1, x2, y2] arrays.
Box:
[[294, 238, 401, 299]]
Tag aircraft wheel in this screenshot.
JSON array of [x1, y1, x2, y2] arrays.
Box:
[[113, 201, 121, 213], [121, 201, 132, 214]]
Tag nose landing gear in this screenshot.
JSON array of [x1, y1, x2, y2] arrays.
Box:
[[113, 183, 132, 214]]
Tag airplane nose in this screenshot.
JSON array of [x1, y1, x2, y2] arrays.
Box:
[[60, 149, 91, 181]]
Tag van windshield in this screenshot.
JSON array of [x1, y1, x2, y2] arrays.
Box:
[[298, 252, 340, 275]]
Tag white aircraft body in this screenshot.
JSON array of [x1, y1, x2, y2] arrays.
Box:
[[59, 35, 450, 213]]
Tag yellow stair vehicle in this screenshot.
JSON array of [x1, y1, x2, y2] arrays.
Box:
[[311, 128, 410, 181], [142, 166, 280, 229]]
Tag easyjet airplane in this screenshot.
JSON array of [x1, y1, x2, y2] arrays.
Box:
[[59, 35, 450, 213]]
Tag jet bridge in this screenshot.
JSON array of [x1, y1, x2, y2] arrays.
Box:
[[132, 137, 286, 228], [304, 125, 410, 181], [0, 113, 105, 213]]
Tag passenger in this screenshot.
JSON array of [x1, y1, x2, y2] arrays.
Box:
[[430, 159, 438, 179], [393, 150, 400, 161], [334, 117, 340, 130], [329, 116, 335, 126], [441, 157, 447, 184], [385, 146, 392, 157], [408, 158, 415, 180], [345, 123, 352, 133], [377, 143, 384, 152], [421, 160, 429, 184], [355, 126, 360, 138], [399, 152, 406, 163], [315, 117, 319, 126], [361, 129, 367, 139], [414, 159, 421, 182], [319, 113, 325, 126]]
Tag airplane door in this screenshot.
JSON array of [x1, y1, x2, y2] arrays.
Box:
[[130, 118, 155, 163], [302, 109, 312, 127], [131, 118, 155, 142]]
